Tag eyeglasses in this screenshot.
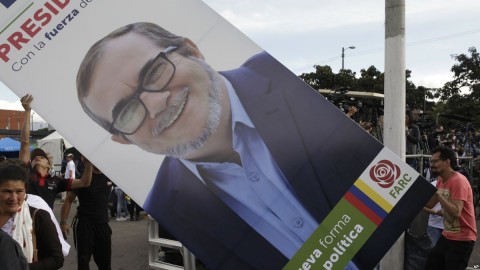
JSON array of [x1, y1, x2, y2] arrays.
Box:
[[430, 159, 444, 164], [108, 46, 177, 135]]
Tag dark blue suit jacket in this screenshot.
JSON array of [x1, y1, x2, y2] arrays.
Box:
[[144, 52, 434, 270]]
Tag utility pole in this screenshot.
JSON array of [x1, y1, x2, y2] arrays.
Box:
[[380, 0, 405, 269]]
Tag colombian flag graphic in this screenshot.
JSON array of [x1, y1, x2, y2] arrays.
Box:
[[285, 147, 423, 270]]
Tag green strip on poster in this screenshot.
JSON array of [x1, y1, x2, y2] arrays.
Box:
[[284, 199, 377, 270]]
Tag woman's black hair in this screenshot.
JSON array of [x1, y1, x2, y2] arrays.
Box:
[[0, 159, 29, 189]]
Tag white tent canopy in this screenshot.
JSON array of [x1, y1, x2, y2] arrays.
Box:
[[37, 131, 73, 171]]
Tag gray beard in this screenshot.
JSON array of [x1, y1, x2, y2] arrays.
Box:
[[162, 57, 223, 159]]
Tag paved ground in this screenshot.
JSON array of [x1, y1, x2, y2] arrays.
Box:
[[52, 200, 479, 270], [52, 200, 149, 270]]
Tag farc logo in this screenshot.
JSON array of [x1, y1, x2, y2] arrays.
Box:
[[369, 159, 401, 188], [1, 0, 17, 8]]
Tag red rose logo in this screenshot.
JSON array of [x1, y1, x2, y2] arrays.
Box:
[[369, 160, 401, 188]]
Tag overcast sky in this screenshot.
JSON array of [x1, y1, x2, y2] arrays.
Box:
[[1, 0, 479, 121]]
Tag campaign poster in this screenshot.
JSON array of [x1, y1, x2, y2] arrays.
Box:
[[0, 1, 436, 269]]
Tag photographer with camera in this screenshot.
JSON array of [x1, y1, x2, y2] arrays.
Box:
[[427, 125, 445, 153], [406, 111, 421, 169]]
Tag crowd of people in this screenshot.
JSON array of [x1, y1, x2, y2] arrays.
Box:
[[347, 105, 480, 161], [0, 94, 143, 270], [345, 106, 478, 269], [1, 93, 478, 270], [402, 113, 478, 269]]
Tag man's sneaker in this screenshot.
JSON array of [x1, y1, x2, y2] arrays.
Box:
[[116, 217, 127, 221]]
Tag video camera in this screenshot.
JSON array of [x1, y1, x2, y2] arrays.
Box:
[[327, 87, 363, 113]]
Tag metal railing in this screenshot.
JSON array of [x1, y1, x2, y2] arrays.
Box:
[[148, 216, 196, 270], [147, 154, 479, 270], [405, 153, 476, 179]]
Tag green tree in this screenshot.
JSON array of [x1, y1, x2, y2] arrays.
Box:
[[433, 47, 480, 122], [299, 65, 336, 90], [439, 47, 480, 101], [409, 85, 436, 112], [299, 65, 420, 101], [335, 69, 357, 90], [297, 59, 479, 123], [356, 65, 384, 93], [299, 65, 356, 91]]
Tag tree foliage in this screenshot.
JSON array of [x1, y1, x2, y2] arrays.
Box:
[[356, 66, 384, 93], [299, 65, 356, 90], [298, 46, 480, 125], [433, 47, 480, 123], [439, 47, 480, 100], [298, 64, 433, 110]]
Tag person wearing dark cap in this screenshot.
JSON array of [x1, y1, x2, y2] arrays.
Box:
[[18, 94, 93, 209]]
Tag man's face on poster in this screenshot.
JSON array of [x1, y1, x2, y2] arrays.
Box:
[[82, 33, 224, 158]]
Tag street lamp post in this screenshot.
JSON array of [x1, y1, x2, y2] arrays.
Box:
[[341, 46, 356, 70]]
